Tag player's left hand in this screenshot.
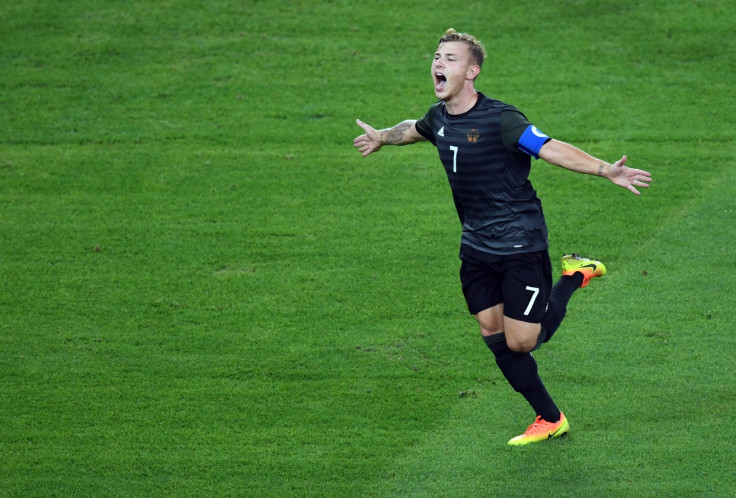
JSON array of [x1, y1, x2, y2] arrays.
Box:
[[608, 156, 652, 195]]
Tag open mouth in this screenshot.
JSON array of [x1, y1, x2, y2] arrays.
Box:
[[435, 72, 447, 91]]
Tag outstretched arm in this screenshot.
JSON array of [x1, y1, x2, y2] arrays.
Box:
[[539, 139, 652, 195], [353, 119, 426, 157]]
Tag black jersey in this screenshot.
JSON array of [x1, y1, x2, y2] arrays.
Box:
[[415, 92, 549, 255]]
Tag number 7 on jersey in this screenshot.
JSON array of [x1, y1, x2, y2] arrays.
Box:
[[450, 145, 458, 173]]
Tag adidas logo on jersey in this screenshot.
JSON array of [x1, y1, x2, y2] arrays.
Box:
[[438, 126, 445, 137]]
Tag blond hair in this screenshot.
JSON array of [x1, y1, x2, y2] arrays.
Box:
[[439, 28, 487, 68]]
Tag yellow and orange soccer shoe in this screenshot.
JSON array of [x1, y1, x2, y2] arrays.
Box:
[[508, 412, 570, 446], [561, 254, 606, 288]]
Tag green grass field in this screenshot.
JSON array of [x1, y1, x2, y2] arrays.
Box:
[[2, 0, 735, 496]]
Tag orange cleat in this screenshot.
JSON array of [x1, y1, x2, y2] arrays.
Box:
[[561, 254, 606, 288], [508, 412, 570, 446]]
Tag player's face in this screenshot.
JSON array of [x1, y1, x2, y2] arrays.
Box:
[[432, 41, 475, 101]]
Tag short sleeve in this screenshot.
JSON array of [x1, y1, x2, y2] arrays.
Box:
[[415, 102, 441, 146], [500, 108, 551, 159]]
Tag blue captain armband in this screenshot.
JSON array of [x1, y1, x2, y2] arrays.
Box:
[[517, 125, 551, 159]]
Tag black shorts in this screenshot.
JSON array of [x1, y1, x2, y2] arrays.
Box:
[[459, 244, 553, 322]]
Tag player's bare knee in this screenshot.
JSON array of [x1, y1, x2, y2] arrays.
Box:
[[478, 316, 503, 337], [506, 336, 535, 353], [477, 322, 503, 337], [504, 319, 542, 353]]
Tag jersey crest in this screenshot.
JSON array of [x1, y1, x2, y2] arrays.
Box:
[[466, 128, 480, 142]]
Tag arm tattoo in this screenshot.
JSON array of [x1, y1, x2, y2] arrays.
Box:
[[385, 122, 412, 144], [598, 164, 605, 177]]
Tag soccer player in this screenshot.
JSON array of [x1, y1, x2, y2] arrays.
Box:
[[353, 29, 652, 445]]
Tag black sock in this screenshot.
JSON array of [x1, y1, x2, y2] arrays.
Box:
[[534, 274, 583, 349], [483, 334, 561, 422]]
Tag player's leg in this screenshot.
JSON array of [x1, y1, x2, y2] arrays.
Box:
[[500, 250, 552, 352], [482, 330, 561, 426], [460, 246, 560, 436], [461, 246, 563, 435], [533, 253, 607, 348], [494, 251, 561, 426], [499, 252, 607, 444], [533, 250, 577, 348]]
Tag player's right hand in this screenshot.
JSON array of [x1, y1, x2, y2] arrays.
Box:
[[353, 119, 382, 157]]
